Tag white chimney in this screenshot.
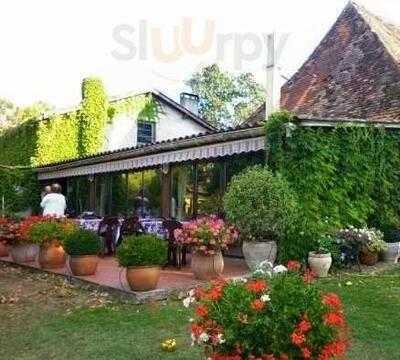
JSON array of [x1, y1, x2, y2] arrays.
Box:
[[180, 92, 200, 116], [265, 32, 281, 120]]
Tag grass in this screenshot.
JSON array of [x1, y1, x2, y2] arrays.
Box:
[[0, 263, 399, 360]]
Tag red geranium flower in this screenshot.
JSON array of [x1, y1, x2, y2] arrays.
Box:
[[322, 293, 342, 309], [291, 331, 306, 346], [302, 268, 316, 284], [324, 312, 345, 328], [297, 316, 312, 333], [251, 299, 265, 312], [246, 279, 268, 294], [190, 323, 203, 337], [287, 260, 301, 272], [195, 304, 209, 318], [318, 340, 348, 360], [301, 347, 312, 359]]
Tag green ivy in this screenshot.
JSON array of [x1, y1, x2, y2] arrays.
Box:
[[0, 78, 160, 214], [0, 121, 40, 214], [265, 112, 400, 261], [108, 94, 160, 122], [78, 77, 109, 156]]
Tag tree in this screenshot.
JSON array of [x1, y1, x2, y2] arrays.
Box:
[[0, 99, 52, 130], [186, 64, 265, 128], [0, 98, 16, 127]]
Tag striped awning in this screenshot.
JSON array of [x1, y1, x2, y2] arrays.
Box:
[[38, 136, 265, 180]]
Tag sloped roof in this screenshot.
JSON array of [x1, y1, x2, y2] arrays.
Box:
[[247, 1, 400, 124], [39, 89, 214, 130]]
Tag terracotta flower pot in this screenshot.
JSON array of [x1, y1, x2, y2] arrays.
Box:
[[38, 242, 66, 269], [308, 252, 332, 278], [10, 244, 39, 263], [126, 266, 161, 291], [191, 251, 224, 280], [359, 249, 378, 266], [242, 241, 277, 270], [0, 241, 9, 257], [69, 255, 99, 276]]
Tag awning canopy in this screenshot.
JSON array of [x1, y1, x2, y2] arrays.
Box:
[[36, 126, 265, 180]]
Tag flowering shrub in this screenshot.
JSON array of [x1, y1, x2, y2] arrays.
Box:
[[337, 226, 387, 254], [19, 216, 77, 247], [184, 262, 349, 359], [174, 216, 238, 256], [0, 217, 20, 245]]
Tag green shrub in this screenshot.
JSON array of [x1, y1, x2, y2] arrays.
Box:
[[64, 229, 102, 256], [116, 234, 167, 267], [223, 166, 298, 243], [27, 218, 77, 246]]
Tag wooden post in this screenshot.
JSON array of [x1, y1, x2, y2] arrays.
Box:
[[161, 166, 171, 219]]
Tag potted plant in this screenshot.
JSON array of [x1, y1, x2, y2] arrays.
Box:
[[64, 229, 102, 276], [116, 234, 167, 291], [174, 215, 238, 280], [308, 235, 333, 277], [382, 229, 400, 263], [9, 216, 42, 263], [183, 262, 349, 359], [223, 166, 298, 270], [337, 227, 387, 266], [26, 217, 77, 269]]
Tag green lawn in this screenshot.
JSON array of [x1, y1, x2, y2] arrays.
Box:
[[0, 263, 399, 360]]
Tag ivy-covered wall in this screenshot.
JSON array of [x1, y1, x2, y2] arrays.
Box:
[[265, 111, 400, 260], [0, 77, 159, 214], [0, 121, 40, 214]]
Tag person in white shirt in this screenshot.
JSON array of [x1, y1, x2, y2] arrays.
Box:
[[40, 183, 66, 217]]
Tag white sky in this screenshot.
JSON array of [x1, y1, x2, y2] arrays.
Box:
[[1, 0, 400, 109]]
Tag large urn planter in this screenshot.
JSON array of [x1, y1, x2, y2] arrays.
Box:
[[242, 241, 277, 271], [126, 266, 161, 291], [383, 242, 400, 263], [38, 242, 66, 269], [308, 252, 332, 278], [0, 241, 9, 257], [69, 255, 99, 276], [10, 244, 39, 263], [191, 251, 224, 280]]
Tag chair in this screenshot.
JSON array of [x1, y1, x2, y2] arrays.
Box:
[[98, 216, 121, 256], [118, 216, 145, 246], [162, 219, 187, 269]]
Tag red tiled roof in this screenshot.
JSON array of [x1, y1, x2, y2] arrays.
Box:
[[247, 1, 400, 124]]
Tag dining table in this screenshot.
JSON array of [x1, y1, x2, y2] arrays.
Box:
[[75, 217, 167, 238]]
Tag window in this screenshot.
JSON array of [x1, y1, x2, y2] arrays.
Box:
[[137, 121, 155, 145]]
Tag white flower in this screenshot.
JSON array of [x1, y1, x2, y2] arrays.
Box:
[[217, 333, 226, 344], [253, 269, 265, 276], [259, 260, 273, 269], [183, 296, 195, 308], [273, 265, 287, 274], [188, 289, 195, 297], [261, 294, 271, 302], [199, 332, 209, 343], [191, 333, 196, 346]]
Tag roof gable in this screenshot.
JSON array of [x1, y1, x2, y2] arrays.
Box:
[[280, 1, 400, 121]]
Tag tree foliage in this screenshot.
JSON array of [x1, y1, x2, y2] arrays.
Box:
[[186, 64, 264, 128]]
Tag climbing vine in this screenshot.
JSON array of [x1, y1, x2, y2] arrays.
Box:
[[0, 78, 160, 213], [265, 111, 400, 261], [78, 77, 109, 156], [108, 94, 160, 122]]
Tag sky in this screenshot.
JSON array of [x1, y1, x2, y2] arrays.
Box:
[[1, 0, 400, 110]]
